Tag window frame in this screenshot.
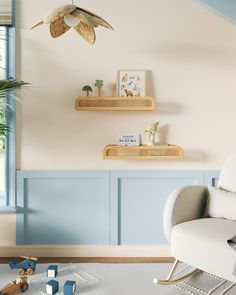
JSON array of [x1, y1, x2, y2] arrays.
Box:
[[0, 0, 16, 211]]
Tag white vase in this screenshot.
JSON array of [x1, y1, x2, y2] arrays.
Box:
[[147, 132, 160, 146], [147, 134, 156, 146]]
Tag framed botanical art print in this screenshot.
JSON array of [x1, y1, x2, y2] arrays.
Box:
[[117, 70, 146, 97]]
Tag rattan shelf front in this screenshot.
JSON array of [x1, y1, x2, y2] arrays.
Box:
[[75, 96, 155, 111], [103, 145, 184, 160]]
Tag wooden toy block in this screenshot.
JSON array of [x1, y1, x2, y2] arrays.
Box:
[[46, 280, 59, 295], [47, 265, 58, 278], [64, 280, 76, 295]]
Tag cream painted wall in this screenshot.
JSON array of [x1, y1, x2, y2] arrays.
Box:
[[0, 214, 16, 246], [16, 0, 236, 170], [1, 0, 234, 250]]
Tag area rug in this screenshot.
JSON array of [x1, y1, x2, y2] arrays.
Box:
[[28, 264, 101, 294], [173, 265, 236, 295], [0, 263, 236, 295]]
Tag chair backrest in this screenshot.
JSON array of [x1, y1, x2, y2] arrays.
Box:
[[218, 153, 236, 193]]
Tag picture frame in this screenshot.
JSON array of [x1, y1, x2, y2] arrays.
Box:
[[117, 133, 141, 146], [116, 70, 147, 97]]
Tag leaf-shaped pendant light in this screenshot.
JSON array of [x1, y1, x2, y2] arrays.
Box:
[[31, 2, 113, 44]]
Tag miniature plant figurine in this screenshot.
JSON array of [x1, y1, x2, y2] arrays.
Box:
[[94, 80, 104, 97], [145, 122, 160, 146], [82, 85, 93, 97]]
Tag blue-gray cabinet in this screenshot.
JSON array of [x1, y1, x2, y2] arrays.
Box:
[[16, 170, 219, 245]]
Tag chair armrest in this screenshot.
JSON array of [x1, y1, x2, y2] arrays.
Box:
[[163, 185, 208, 242]]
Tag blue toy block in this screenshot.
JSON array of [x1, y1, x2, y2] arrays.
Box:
[[46, 279, 59, 295], [47, 265, 58, 278], [64, 280, 76, 295]]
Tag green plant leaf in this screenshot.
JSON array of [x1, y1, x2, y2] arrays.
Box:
[[94, 79, 104, 88], [0, 123, 11, 136], [0, 79, 29, 135], [0, 79, 28, 91]]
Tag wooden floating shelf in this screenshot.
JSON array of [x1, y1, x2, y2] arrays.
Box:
[[75, 96, 155, 111], [103, 145, 184, 160]]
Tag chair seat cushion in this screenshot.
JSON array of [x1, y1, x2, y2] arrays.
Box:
[[172, 218, 236, 282]]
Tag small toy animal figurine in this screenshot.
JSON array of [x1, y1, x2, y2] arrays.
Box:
[[82, 85, 92, 97], [47, 265, 58, 278], [124, 89, 134, 97], [121, 73, 128, 83], [0, 276, 29, 295], [46, 280, 59, 295], [9, 256, 38, 276], [94, 80, 104, 97], [145, 122, 160, 146], [64, 280, 76, 295]]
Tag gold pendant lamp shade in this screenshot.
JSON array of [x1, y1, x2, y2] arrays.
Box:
[[31, 3, 113, 44]]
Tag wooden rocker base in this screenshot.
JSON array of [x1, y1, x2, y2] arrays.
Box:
[[153, 259, 201, 286]]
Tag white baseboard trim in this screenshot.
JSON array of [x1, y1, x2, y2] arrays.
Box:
[[0, 245, 171, 257]]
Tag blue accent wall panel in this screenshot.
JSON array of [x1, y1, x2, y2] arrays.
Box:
[[110, 171, 205, 246], [193, 0, 236, 25], [17, 170, 219, 246], [16, 171, 110, 245]]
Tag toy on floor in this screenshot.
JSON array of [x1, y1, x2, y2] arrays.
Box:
[[64, 280, 76, 295], [9, 256, 38, 275], [0, 276, 29, 294], [47, 265, 58, 278], [46, 280, 59, 295]]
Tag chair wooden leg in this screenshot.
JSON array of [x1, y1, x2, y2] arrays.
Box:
[[153, 259, 201, 285]]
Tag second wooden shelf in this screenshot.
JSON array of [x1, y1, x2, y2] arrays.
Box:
[[103, 145, 184, 160], [75, 96, 155, 111]]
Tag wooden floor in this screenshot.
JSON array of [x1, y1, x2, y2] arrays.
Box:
[[0, 257, 174, 264]]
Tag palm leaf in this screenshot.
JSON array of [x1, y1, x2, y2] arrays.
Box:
[[0, 79, 29, 135], [0, 79, 28, 91], [0, 123, 11, 136], [0, 79, 28, 103]]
